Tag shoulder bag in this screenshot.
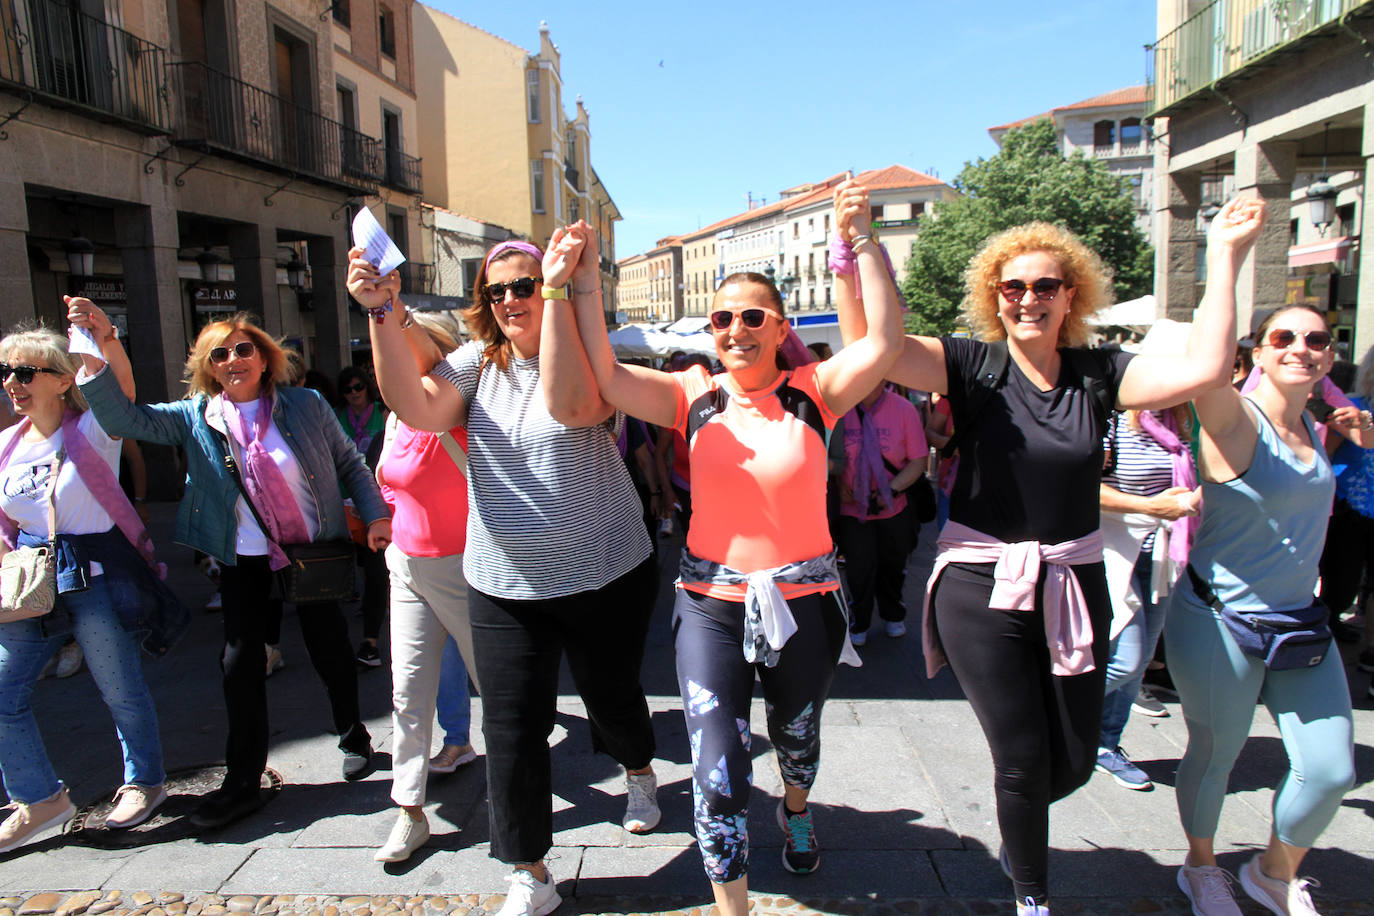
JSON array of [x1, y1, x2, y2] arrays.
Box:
[[0, 451, 63, 622]]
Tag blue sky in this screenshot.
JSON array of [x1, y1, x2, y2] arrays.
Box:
[[427, 2, 1159, 256]]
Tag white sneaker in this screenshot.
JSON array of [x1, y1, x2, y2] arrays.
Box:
[[622, 771, 661, 833], [0, 786, 75, 853], [1016, 898, 1050, 915], [104, 783, 167, 829], [374, 810, 429, 863], [1177, 861, 1243, 916], [885, 620, 907, 638], [1240, 854, 1320, 916], [495, 866, 561, 916]]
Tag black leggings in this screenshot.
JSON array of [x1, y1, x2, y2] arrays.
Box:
[[931, 561, 1111, 905]]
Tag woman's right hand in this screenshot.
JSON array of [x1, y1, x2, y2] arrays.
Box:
[[65, 296, 114, 339], [833, 175, 872, 242], [1207, 197, 1266, 259], [346, 246, 401, 310], [1146, 485, 1201, 520]]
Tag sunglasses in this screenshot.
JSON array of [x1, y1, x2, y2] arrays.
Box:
[[709, 308, 784, 331], [0, 364, 62, 385], [342, 383, 367, 394], [484, 277, 540, 305], [1266, 328, 1333, 352], [996, 277, 1067, 304], [209, 341, 257, 364]]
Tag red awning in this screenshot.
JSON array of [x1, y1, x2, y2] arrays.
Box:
[[1288, 236, 1352, 268]]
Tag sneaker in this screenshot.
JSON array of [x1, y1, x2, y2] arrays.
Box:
[[0, 786, 75, 853], [374, 810, 429, 863], [622, 771, 661, 833], [1133, 686, 1170, 718], [1357, 647, 1374, 674], [428, 744, 477, 774], [205, 591, 223, 612], [190, 783, 261, 830], [1095, 746, 1153, 790], [885, 620, 907, 638], [356, 641, 382, 668], [1177, 861, 1243, 916], [776, 799, 820, 874], [54, 641, 84, 678], [104, 783, 167, 829], [495, 866, 561, 916], [1240, 854, 1320, 916], [849, 629, 868, 647], [1016, 899, 1051, 916], [342, 745, 373, 781], [264, 645, 285, 678]]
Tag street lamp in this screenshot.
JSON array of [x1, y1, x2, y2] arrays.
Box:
[[764, 262, 797, 304], [1307, 121, 1338, 236], [196, 246, 224, 284], [63, 233, 95, 277], [285, 252, 308, 290]]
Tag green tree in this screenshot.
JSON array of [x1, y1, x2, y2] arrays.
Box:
[[901, 118, 1153, 336]]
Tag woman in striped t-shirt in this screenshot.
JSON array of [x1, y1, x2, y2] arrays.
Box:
[[347, 231, 659, 916]]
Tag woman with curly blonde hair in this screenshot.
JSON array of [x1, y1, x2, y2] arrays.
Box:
[[838, 199, 1267, 915]]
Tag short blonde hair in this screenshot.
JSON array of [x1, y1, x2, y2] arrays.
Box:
[[184, 313, 289, 398], [962, 222, 1113, 347], [0, 324, 86, 413]]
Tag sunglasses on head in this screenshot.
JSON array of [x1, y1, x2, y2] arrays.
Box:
[[342, 383, 367, 394], [996, 277, 1066, 305], [209, 341, 257, 364], [0, 364, 62, 385], [484, 277, 540, 305], [709, 308, 784, 331], [1266, 328, 1333, 352]]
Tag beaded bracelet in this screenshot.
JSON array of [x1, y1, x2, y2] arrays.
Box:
[[364, 302, 393, 323]]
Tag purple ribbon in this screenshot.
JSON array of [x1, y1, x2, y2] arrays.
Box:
[[1135, 409, 1198, 561], [221, 394, 311, 571]]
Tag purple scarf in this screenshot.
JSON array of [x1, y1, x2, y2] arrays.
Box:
[[346, 402, 376, 454], [848, 398, 893, 515], [220, 394, 310, 571], [827, 234, 898, 301], [1135, 409, 1198, 561]]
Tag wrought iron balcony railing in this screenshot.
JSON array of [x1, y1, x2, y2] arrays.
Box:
[[384, 147, 422, 194], [0, 0, 169, 133], [399, 262, 435, 296], [166, 61, 379, 195]]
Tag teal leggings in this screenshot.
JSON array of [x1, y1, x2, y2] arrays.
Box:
[[1164, 597, 1355, 848]]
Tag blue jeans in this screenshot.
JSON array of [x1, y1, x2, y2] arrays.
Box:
[[0, 575, 165, 803], [435, 634, 471, 747], [1099, 548, 1168, 750]]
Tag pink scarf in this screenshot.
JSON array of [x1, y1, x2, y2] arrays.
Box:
[[1134, 410, 1198, 562], [220, 394, 310, 571], [346, 402, 376, 454]]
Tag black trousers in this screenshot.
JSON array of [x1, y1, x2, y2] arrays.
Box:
[[1318, 499, 1374, 614], [219, 555, 370, 790], [356, 542, 390, 641], [931, 560, 1111, 905], [469, 555, 658, 864], [835, 512, 915, 632]]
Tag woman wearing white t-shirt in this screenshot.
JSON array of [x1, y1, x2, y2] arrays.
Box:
[[0, 323, 171, 854]]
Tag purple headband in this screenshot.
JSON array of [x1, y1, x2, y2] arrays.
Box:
[[483, 240, 545, 269]]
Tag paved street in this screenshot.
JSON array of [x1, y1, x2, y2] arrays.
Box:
[[1, 504, 1371, 915]]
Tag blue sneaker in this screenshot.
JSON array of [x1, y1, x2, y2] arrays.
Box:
[[1096, 746, 1153, 790]]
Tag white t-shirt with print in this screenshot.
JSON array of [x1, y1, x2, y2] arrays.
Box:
[[228, 397, 320, 556]]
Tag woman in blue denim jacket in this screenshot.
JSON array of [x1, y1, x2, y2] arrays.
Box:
[[77, 306, 391, 831]]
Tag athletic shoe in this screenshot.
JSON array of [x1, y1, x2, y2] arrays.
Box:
[[0, 786, 75, 854], [1016, 898, 1051, 916], [264, 645, 285, 678], [342, 745, 373, 781], [776, 799, 820, 874], [428, 744, 477, 774], [104, 783, 167, 829], [1133, 686, 1170, 718], [622, 771, 661, 833], [356, 642, 382, 668], [1095, 746, 1153, 790], [1357, 647, 1374, 674], [205, 592, 223, 612], [375, 810, 429, 863], [54, 641, 84, 679], [849, 629, 868, 647], [495, 866, 561, 916], [190, 783, 261, 830], [885, 620, 907, 638], [1240, 853, 1320, 916], [1177, 861, 1243, 916]]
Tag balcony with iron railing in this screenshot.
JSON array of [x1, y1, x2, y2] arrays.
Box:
[[166, 61, 379, 195], [0, 0, 169, 133], [565, 162, 581, 191], [1147, 0, 1374, 116], [398, 262, 435, 296], [384, 147, 422, 194]]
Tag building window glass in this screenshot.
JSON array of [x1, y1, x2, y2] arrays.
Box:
[[379, 5, 396, 58], [1120, 118, 1143, 149], [531, 160, 545, 213], [1094, 119, 1115, 149], [527, 70, 541, 123], [332, 0, 351, 28]]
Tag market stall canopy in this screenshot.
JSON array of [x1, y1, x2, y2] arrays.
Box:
[[1091, 295, 1157, 327], [608, 324, 716, 357]]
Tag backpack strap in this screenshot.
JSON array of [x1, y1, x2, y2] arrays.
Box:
[[941, 340, 1009, 458]]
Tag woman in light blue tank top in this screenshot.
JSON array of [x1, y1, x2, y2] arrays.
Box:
[[1165, 304, 1355, 916]]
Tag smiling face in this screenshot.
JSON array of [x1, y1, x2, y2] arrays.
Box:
[[485, 253, 544, 359], [209, 330, 267, 402], [710, 280, 788, 384], [3, 349, 71, 418], [1254, 307, 1334, 392], [996, 250, 1075, 347]]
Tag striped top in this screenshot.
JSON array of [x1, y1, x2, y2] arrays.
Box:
[[1101, 413, 1175, 550], [431, 341, 651, 599]]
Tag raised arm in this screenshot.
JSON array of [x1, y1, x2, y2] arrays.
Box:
[[346, 247, 465, 433], [813, 180, 904, 415], [66, 297, 134, 401], [1117, 197, 1266, 411], [539, 221, 615, 427]]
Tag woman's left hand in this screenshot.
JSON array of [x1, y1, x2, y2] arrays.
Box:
[[65, 296, 115, 340], [833, 175, 872, 242], [366, 519, 392, 552], [1329, 405, 1372, 431], [543, 224, 587, 289], [1208, 196, 1266, 256]]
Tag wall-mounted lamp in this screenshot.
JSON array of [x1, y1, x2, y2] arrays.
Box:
[[285, 252, 308, 290], [63, 233, 95, 277], [1307, 122, 1338, 236], [196, 246, 224, 284]]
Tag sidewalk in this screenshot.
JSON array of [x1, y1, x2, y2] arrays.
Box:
[[1, 504, 1371, 915]]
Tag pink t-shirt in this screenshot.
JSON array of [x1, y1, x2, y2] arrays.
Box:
[[839, 390, 928, 520], [378, 422, 469, 557]]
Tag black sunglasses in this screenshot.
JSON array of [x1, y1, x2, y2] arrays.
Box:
[[484, 276, 540, 305], [709, 308, 782, 331], [0, 364, 62, 385], [342, 383, 367, 394], [209, 341, 257, 364], [996, 277, 1066, 304], [1266, 328, 1333, 352]]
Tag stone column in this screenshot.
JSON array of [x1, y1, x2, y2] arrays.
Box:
[[0, 170, 35, 328], [1354, 111, 1374, 362], [114, 203, 183, 404], [1233, 140, 1297, 336], [1153, 167, 1200, 322], [229, 222, 282, 334], [309, 234, 348, 381]]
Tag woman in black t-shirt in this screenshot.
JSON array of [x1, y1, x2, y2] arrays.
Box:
[[837, 198, 1265, 915]]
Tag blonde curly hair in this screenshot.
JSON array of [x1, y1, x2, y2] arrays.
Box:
[[962, 222, 1113, 347]]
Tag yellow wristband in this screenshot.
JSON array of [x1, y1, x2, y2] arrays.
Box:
[[541, 285, 568, 300]]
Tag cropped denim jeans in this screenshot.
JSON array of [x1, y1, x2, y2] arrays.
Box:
[[0, 575, 165, 803]]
